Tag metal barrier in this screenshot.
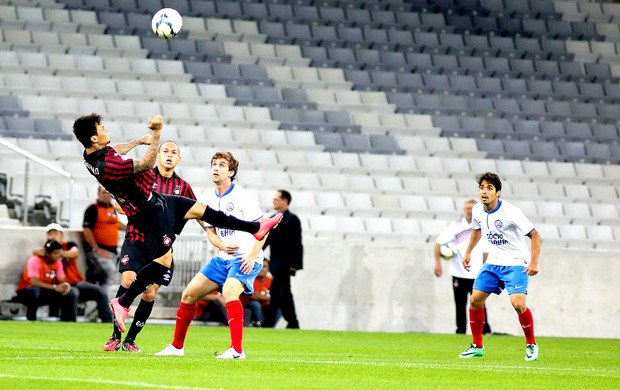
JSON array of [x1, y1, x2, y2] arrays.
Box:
[[165, 234, 214, 293]]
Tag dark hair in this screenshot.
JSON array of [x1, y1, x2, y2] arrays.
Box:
[[211, 151, 239, 181], [44, 239, 63, 254], [278, 189, 292, 205], [73, 113, 102, 148], [476, 172, 502, 192]]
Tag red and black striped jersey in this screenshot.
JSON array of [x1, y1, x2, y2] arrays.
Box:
[[83, 146, 154, 218], [125, 166, 196, 241], [151, 166, 196, 199]]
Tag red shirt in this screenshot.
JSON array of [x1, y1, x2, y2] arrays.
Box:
[[60, 241, 83, 285], [16, 255, 65, 291]]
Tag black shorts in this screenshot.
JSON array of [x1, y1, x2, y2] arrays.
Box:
[[128, 192, 196, 261], [118, 240, 175, 287]]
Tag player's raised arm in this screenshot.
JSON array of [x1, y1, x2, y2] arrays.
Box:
[[133, 115, 163, 173], [112, 134, 153, 156]]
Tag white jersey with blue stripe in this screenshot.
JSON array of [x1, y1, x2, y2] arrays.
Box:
[[198, 183, 264, 263], [471, 199, 535, 267]]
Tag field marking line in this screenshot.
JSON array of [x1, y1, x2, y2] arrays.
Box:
[[253, 358, 620, 377], [1, 354, 618, 378], [0, 373, 216, 390]]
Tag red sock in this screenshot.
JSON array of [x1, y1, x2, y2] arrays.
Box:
[[226, 300, 244, 353], [518, 308, 536, 345], [172, 302, 196, 349], [470, 307, 485, 347]]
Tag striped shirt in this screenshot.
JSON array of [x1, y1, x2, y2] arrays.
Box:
[[83, 146, 154, 218], [125, 166, 196, 241]]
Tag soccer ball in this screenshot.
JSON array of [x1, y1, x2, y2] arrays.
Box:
[[151, 8, 183, 39], [440, 243, 458, 260]]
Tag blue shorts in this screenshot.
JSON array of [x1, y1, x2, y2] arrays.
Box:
[[200, 256, 262, 295], [473, 263, 529, 295]]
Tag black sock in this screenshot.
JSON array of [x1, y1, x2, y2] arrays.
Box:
[[119, 263, 168, 308], [125, 299, 154, 342], [201, 205, 259, 233], [112, 286, 128, 339]]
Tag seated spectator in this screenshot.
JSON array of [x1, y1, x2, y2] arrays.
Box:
[[34, 223, 112, 323], [195, 291, 227, 325], [241, 259, 272, 327], [16, 239, 78, 321]]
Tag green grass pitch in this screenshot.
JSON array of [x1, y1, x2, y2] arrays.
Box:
[[0, 321, 618, 389]]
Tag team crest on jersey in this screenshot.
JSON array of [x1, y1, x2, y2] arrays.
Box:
[[494, 220, 503, 228], [153, 183, 158, 190], [162, 235, 172, 247], [174, 185, 181, 195], [120, 255, 129, 265], [226, 202, 234, 212]]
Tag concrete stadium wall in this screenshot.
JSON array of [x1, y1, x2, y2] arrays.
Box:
[[292, 239, 620, 339], [1, 227, 618, 339]]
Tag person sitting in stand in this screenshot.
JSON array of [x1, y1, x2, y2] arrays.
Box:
[[16, 239, 78, 321], [33, 223, 113, 323]]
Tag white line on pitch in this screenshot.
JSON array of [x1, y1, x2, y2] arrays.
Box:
[[0, 373, 215, 390]]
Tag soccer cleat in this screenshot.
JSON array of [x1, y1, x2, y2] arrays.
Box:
[[110, 298, 130, 333], [215, 347, 246, 359], [458, 344, 485, 359], [103, 337, 121, 352], [122, 339, 141, 353], [154, 344, 184, 356], [253, 213, 283, 241], [525, 343, 539, 361]]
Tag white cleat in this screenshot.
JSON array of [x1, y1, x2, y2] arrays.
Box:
[[153, 344, 184, 356], [215, 347, 246, 359]]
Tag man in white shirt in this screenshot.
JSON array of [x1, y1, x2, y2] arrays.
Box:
[[434, 198, 491, 335], [458, 172, 541, 362], [155, 151, 281, 359]]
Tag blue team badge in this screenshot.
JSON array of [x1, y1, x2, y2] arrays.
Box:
[[227, 202, 234, 212], [494, 220, 503, 228]]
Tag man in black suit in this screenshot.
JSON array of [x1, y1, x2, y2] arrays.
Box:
[[264, 189, 303, 328]]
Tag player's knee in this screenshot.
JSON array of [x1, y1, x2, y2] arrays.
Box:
[[512, 303, 527, 313], [154, 251, 173, 268], [181, 289, 199, 304], [121, 271, 136, 287], [469, 297, 485, 309], [141, 286, 158, 301], [222, 281, 244, 302]]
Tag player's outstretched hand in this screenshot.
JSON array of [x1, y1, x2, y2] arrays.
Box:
[[148, 115, 163, 132], [525, 262, 539, 276], [462, 253, 471, 272]]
